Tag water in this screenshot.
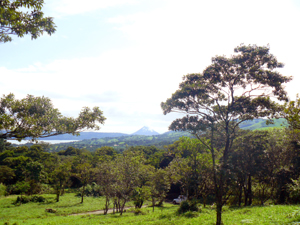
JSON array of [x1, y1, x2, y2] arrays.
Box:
[[8, 140, 79, 145]]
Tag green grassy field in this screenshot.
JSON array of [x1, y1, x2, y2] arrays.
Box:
[[1, 194, 300, 225]]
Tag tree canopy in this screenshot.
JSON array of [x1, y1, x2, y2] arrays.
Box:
[[0, 93, 106, 140], [0, 0, 56, 43]]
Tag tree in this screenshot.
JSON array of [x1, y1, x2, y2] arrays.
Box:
[[0, 0, 56, 43], [49, 163, 71, 202], [75, 163, 94, 204], [148, 168, 171, 212], [0, 94, 106, 140], [161, 44, 291, 225]]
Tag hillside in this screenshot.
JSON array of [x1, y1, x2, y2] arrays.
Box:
[[239, 118, 287, 130]]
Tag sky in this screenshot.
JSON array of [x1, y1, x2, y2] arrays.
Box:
[[1, 0, 300, 134]]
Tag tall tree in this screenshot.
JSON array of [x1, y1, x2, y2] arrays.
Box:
[[0, 0, 56, 43], [0, 94, 106, 140], [161, 44, 291, 225]]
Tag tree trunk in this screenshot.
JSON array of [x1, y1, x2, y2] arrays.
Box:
[[81, 186, 85, 204], [244, 185, 248, 206], [215, 180, 223, 225], [104, 196, 109, 215], [203, 194, 207, 208], [238, 184, 242, 207], [216, 201, 222, 225], [119, 200, 127, 215], [152, 197, 155, 212], [56, 191, 60, 202], [248, 175, 252, 205]]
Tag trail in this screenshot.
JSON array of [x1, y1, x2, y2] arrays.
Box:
[[70, 205, 147, 216]]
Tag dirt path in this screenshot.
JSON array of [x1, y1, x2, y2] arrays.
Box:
[[70, 205, 147, 216]]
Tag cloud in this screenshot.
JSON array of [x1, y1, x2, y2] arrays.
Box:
[[47, 0, 139, 16], [2, 0, 300, 133]]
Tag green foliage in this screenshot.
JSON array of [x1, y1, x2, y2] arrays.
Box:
[[14, 181, 30, 196], [14, 195, 46, 204], [0, 0, 56, 43], [76, 183, 100, 197], [0, 94, 106, 141], [282, 94, 300, 131]]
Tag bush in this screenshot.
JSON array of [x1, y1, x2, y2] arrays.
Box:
[[177, 200, 199, 214], [31, 195, 46, 203], [0, 183, 7, 197], [14, 195, 46, 204], [133, 208, 146, 215]]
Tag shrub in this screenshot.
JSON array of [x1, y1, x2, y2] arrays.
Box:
[[178, 201, 190, 214], [31, 195, 46, 203], [177, 200, 199, 214], [14, 195, 46, 204], [288, 178, 300, 203], [133, 208, 146, 215], [0, 183, 7, 197]]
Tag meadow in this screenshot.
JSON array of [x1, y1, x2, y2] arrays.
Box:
[[1, 193, 300, 225]]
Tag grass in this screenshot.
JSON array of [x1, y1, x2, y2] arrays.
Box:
[[1, 194, 300, 225]]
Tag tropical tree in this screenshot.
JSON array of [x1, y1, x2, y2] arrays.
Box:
[[0, 94, 106, 141], [0, 0, 56, 43], [161, 44, 291, 225]]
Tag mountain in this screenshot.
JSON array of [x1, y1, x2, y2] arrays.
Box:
[[132, 126, 160, 136]]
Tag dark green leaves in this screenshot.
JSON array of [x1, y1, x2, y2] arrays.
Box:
[[0, 0, 56, 42]]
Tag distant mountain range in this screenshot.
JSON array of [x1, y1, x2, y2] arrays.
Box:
[[36, 119, 287, 142], [48, 130, 191, 152], [37, 126, 160, 141]]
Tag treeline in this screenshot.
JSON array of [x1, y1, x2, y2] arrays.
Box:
[[1, 126, 300, 213]]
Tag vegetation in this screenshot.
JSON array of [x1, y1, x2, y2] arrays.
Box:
[[0, 93, 106, 141], [1, 196, 300, 224], [2, 44, 300, 225], [0, 0, 56, 43], [161, 44, 292, 224]]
